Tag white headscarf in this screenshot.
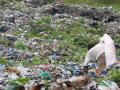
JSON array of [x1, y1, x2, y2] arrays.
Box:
[[101, 34, 117, 68]]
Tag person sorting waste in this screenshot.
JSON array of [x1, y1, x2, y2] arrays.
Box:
[[83, 34, 117, 76]]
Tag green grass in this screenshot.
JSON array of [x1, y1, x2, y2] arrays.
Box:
[[25, 15, 119, 63], [43, 19, 103, 63], [15, 41, 28, 50], [108, 69, 120, 85], [0, 37, 9, 46], [64, 0, 120, 11], [0, 57, 8, 64], [13, 30, 23, 36], [26, 16, 52, 39], [25, 16, 104, 63], [64, 0, 120, 4]]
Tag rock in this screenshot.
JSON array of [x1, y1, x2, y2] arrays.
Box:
[[0, 78, 5, 85], [0, 25, 9, 33], [24, 0, 49, 7], [8, 73, 19, 80], [5, 34, 17, 41], [69, 76, 91, 88], [105, 21, 120, 35], [5, 66, 21, 75], [0, 85, 4, 90], [42, 4, 120, 22]]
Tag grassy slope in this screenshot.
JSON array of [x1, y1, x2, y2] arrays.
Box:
[[64, 0, 120, 11], [63, 0, 120, 61]]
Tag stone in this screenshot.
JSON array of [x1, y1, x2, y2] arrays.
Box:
[[24, 0, 49, 7], [0, 25, 9, 33], [105, 21, 120, 35]]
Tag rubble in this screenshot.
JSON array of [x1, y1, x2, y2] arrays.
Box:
[[105, 21, 120, 35], [0, 60, 119, 90], [41, 4, 120, 22], [24, 0, 50, 7], [0, 25, 9, 33]]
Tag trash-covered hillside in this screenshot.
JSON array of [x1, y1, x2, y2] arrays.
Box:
[[0, 0, 120, 90]]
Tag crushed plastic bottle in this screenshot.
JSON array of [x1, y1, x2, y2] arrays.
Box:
[[39, 71, 51, 80]]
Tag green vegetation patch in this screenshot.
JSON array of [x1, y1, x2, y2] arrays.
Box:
[[108, 69, 120, 86], [15, 41, 28, 50]]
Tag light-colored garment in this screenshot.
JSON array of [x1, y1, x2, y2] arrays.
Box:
[[83, 34, 117, 69], [101, 34, 117, 68], [83, 42, 105, 66]]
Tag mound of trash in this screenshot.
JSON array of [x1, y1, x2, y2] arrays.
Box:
[[0, 0, 119, 90]]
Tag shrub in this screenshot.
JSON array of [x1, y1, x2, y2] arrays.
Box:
[[108, 69, 120, 86], [74, 33, 99, 48], [114, 34, 120, 44], [116, 49, 120, 57]]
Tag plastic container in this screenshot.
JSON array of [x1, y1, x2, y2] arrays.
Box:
[[39, 71, 51, 80]]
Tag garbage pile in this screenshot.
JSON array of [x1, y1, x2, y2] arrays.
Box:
[[105, 21, 120, 35], [0, 44, 34, 61], [0, 2, 120, 35], [0, 63, 88, 90], [37, 3, 120, 34], [24, 0, 50, 7], [0, 1, 120, 90], [41, 4, 120, 22], [0, 62, 119, 90]]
